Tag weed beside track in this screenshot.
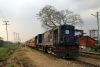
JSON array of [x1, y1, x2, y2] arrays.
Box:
[[0, 46, 19, 66]]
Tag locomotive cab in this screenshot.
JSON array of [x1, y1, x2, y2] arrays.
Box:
[[53, 25, 79, 58], [58, 25, 75, 45]]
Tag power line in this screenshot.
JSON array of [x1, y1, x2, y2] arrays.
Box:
[[0, 8, 20, 43], [91, 12, 100, 45], [0, 9, 13, 33], [8, 24, 14, 33], [13, 32, 16, 43], [0, 9, 7, 20], [18, 33, 20, 44], [0, 8, 14, 32], [13, 32, 19, 43], [10, 24, 14, 32], [0, 9, 16, 43], [3, 21, 10, 46]]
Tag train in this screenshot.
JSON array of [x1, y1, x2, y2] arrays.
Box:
[[25, 24, 79, 58]]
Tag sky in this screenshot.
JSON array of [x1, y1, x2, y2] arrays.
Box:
[[0, 0, 100, 43]]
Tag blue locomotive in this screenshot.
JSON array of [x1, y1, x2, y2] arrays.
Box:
[[35, 24, 79, 58]]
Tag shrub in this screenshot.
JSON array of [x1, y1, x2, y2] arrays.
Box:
[[90, 45, 100, 53]]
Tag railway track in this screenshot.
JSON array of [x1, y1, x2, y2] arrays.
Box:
[[75, 56, 100, 67], [51, 53, 100, 67], [34, 48, 100, 67], [79, 51, 100, 59]]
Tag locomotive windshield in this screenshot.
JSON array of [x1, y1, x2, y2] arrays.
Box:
[[61, 25, 74, 30]]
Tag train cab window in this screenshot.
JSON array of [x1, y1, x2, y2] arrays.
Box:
[[61, 25, 69, 30]]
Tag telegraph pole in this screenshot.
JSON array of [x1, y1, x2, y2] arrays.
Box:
[[3, 21, 10, 46], [91, 12, 100, 45]]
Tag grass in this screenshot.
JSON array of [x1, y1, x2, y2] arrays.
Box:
[[15, 56, 33, 67], [0, 44, 19, 54], [0, 48, 7, 53], [0, 45, 19, 61], [2, 44, 19, 48], [7, 63, 15, 67], [1, 46, 35, 67]]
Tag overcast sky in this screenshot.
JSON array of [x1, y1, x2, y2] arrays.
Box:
[[0, 0, 100, 42]]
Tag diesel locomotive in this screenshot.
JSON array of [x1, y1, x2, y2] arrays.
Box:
[[26, 24, 79, 58]]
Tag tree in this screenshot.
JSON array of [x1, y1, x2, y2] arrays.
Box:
[[0, 37, 3, 40], [0, 37, 4, 47], [37, 5, 83, 30]]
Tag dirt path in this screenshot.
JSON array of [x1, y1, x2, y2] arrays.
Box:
[[3, 47, 86, 67], [21, 47, 85, 67]]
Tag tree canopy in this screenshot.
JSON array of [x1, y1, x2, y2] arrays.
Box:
[[37, 5, 83, 30]]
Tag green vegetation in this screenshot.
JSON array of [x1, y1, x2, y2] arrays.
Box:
[[0, 36, 20, 47], [8, 63, 15, 67], [89, 40, 100, 53], [0, 37, 4, 47], [16, 57, 28, 67], [0, 45, 19, 61], [90, 45, 100, 53], [0, 44, 19, 54], [0, 48, 7, 53], [0, 40, 4, 47]]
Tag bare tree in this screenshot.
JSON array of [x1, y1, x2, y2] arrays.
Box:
[[37, 5, 83, 30]]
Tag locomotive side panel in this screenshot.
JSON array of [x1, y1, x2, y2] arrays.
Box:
[[39, 30, 54, 46]]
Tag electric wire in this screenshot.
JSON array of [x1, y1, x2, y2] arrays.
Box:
[[0, 8, 18, 43]]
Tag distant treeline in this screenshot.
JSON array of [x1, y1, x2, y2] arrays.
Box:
[[0, 40, 18, 47]]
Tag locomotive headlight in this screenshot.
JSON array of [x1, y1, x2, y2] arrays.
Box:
[[65, 30, 69, 34]]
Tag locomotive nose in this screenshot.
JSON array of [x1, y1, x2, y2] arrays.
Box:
[[63, 36, 66, 42], [66, 53, 69, 57], [66, 52, 72, 57]]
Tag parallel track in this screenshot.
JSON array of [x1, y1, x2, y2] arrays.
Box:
[[79, 51, 100, 59]]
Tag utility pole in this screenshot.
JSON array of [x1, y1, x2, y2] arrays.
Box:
[[3, 21, 10, 46], [18, 33, 19, 43], [14, 32, 18, 44], [15, 32, 17, 44], [17, 33, 21, 45], [91, 12, 100, 45], [13, 32, 16, 43]]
